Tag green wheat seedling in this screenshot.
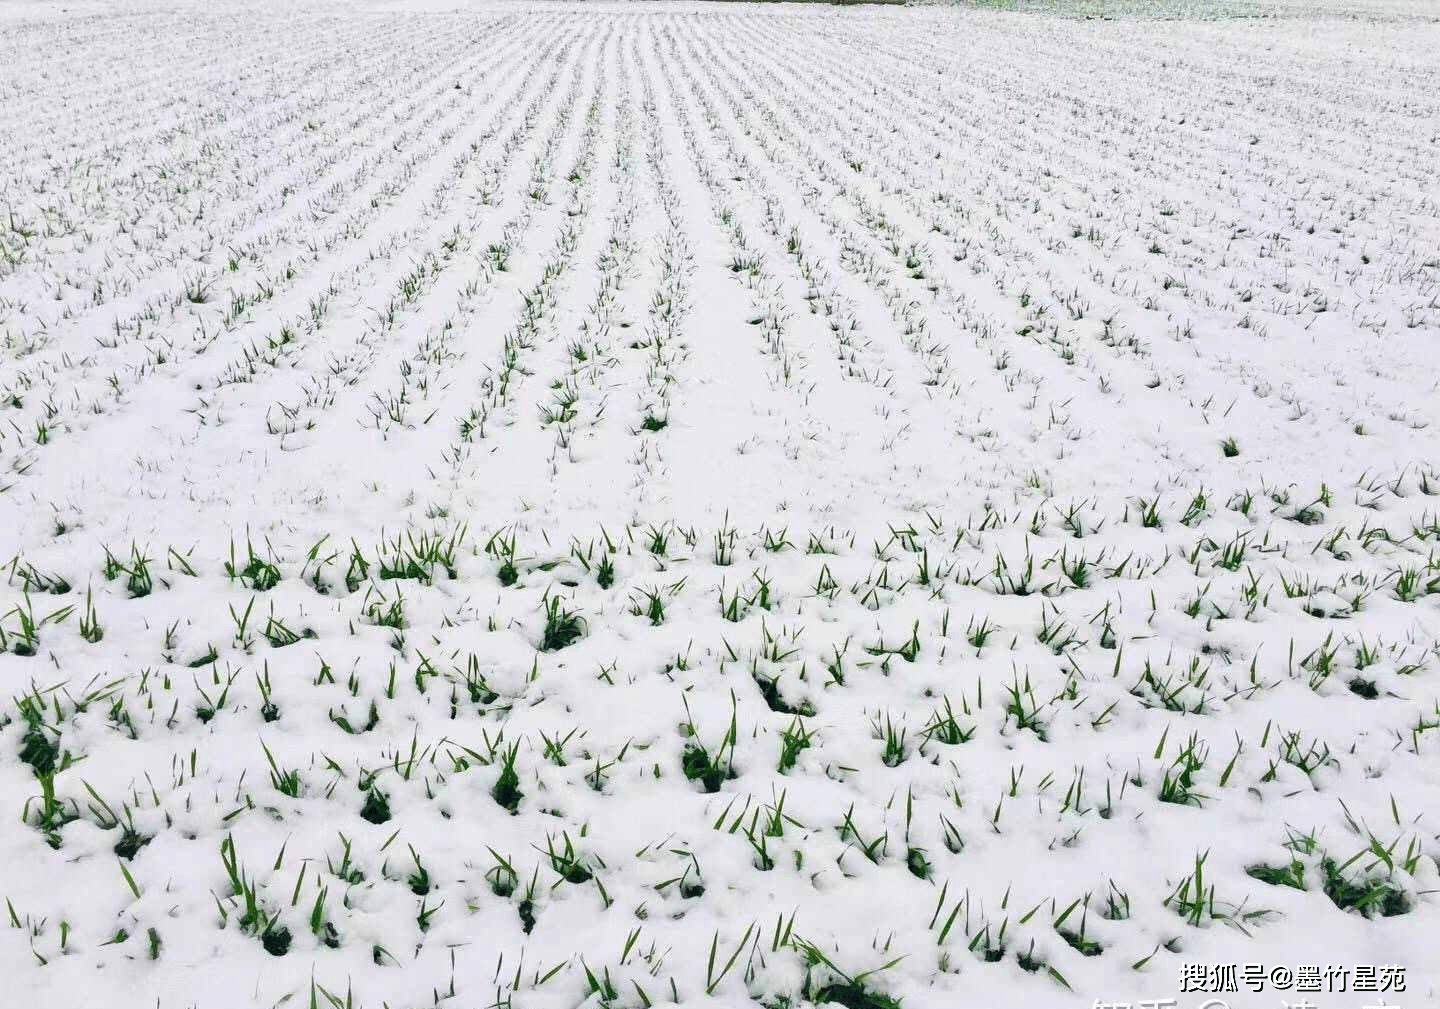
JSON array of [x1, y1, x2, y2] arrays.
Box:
[[217, 836, 291, 955], [261, 742, 302, 798], [100, 545, 154, 598], [630, 585, 666, 625], [23, 766, 79, 849], [485, 528, 521, 587], [225, 535, 281, 591], [1002, 673, 1047, 740], [3, 594, 65, 656], [539, 832, 593, 884], [491, 741, 523, 812], [1157, 732, 1210, 807], [870, 712, 909, 767], [7, 560, 70, 595], [791, 937, 904, 1009], [540, 593, 585, 650], [76, 587, 102, 643], [195, 666, 239, 723], [921, 697, 974, 747], [681, 694, 738, 793], [1165, 850, 1275, 934]]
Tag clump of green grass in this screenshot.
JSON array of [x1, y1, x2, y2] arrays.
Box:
[[792, 937, 904, 1009], [921, 697, 974, 746], [1054, 896, 1102, 956], [681, 695, 738, 793], [113, 818, 150, 860], [217, 836, 291, 956], [376, 526, 465, 583], [486, 529, 520, 587], [78, 587, 103, 643], [1166, 850, 1275, 933], [542, 832, 592, 884], [630, 585, 665, 625], [1157, 732, 1208, 807], [364, 588, 405, 630], [870, 712, 908, 767], [491, 741, 523, 812], [777, 716, 814, 774], [1320, 857, 1410, 917], [102, 544, 154, 598], [225, 535, 281, 590], [540, 595, 585, 650], [1246, 860, 1305, 890], [485, 848, 518, 898], [1348, 677, 1379, 699], [360, 787, 391, 825], [16, 690, 60, 774]]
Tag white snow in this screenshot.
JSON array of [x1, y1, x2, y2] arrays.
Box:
[[0, 2, 1437, 1008]]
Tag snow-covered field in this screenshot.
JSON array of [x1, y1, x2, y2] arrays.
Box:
[[2, 2, 1438, 1007]]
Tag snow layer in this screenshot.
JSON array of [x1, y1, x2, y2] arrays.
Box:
[[0, 2, 1437, 1008]]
